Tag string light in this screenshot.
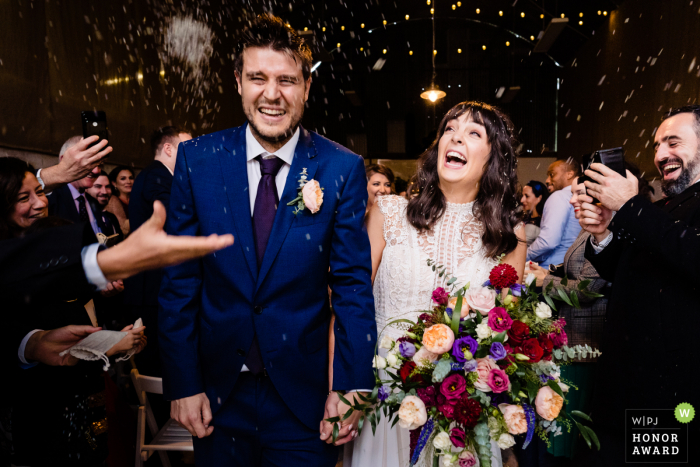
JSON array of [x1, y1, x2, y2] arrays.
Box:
[[383, 49, 387, 54], [430, 8, 434, 14], [579, 12, 584, 17], [457, 48, 462, 53], [579, 20, 583, 25], [598, 10, 602, 15], [560, 13, 565, 18], [409, 50, 413, 55], [433, 49, 438, 55], [530, 35, 535, 41], [457, 1, 462, 6], [322, 27, 326, 31], [360, 23, 365, 28], [360, 47, 364, 51], [603, 11, 608, 16], [540, 14, 545, 19], [482, 45, 486, 50], [337, 43, 341, 48], [499, 11, 503, 16], [476, 9, 480, 14], [427, 0, 430, 4], [383, 19, 387, 25], [341, 26, 345, 30], [303, 27, 308, 31], [405, 15, 410, 20], [520, 12, 525, 17], [452, 4, 456, 10], [505, 41, 510, 46]]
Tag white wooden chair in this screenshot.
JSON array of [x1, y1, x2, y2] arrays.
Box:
[[130, 368, 193, 467]]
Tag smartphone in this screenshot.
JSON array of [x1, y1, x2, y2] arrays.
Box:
[[578, 147, 625, 204], [81, 111, 109, 148]]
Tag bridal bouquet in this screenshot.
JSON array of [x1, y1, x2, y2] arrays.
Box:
[[330, 261, 601, 467]]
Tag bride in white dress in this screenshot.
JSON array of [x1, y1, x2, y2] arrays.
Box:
[[343, 101, 526, 467]]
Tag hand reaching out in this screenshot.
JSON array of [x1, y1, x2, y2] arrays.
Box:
[[106, 325, 146, 357], [100, 280, 124, 298], [24, 325, 102, 366]]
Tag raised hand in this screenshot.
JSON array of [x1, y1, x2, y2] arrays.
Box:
[[583, 163, 638, 211], [171, 393, 214, 438], [97, 201, 234, 281], [40, 136, 113, 191]]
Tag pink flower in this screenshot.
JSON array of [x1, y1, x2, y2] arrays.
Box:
[[422, 324, 455, 354], [465, 286, 497, 315], [450, 427, 467, 448], [548, 329, 568, 349], [487, 307, 513, 332], [301, 179, 323, 213], [498, 404, 528, 435], [474, 357, 499, 392], [440, 374, 467, 402], [432, 287, 449, 306], [459, 450, 479, 467], [535, 386, 564, 421], [413, 346, 439, 367], [397, 395, 428, 430], [487, 368, 511, 393]]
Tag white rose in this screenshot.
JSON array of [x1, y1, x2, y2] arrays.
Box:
[[475, 321, 493, 340], [497, 433, 516, 449], [535, 302, 552, 319], [386, 352, 399, 368], [379, 335, 394, 350], [372, 355, 387, 369], [525, 273, 536, 286], [433, 431, 452, 451], [558, 382, 570, 393]]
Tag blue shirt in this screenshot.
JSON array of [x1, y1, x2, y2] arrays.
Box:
[[526, 185, 581, 269]]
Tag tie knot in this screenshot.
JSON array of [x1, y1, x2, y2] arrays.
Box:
[[257, 155, 284, 177]]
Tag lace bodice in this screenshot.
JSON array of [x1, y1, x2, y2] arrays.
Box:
[[374, 195, 499, 339]]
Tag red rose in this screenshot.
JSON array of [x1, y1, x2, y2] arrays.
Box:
[[521, 338, 544, 363], [399, 361, 429, 385], [507, 320, 531, 346], [489, 264, 519, 289], [538, 335, 554, 361]]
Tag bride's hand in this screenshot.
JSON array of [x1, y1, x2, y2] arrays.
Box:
[[105, 325, 146, 357], [335, 392, 367, 445]]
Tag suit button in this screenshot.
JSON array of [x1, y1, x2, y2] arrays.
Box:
[[39, 262, 49, 269], [237, 349, 245, 356], [50, 258, 59, 266], [254, 306, 263, 315], [59, 256, 68, 264]]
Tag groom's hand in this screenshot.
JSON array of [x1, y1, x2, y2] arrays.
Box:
[[171, 393, 214, 438]]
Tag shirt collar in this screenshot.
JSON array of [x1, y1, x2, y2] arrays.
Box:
[[245, 124, 300, 166], [67, 183, 84, 199]]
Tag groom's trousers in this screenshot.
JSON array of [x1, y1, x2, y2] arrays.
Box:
[[193, 372, 338, 467]]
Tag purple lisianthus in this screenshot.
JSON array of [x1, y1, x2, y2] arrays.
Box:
[[399, 341, 416, 358], [482, 280, 492, 287], [377, 385, 390, 402], [463, 359, 478, 372], [452, 336, 478, 362], [539, 374, 555, 384], [432, 287, 449, 306], [490, 391, 511, 407], [510, 283, 526, 297], [490, 342, 507, 360]]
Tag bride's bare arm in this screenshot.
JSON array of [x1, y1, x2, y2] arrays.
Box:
[[502, 225, 527, 282], [366, 202, 386, 284]]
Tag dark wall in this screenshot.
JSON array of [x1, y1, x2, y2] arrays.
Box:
[[558, 0, 699, 179]]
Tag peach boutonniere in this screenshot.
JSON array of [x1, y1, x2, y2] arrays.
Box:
[[287, 168, 323, 215]]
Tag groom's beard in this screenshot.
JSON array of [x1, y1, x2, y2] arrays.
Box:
[[661, 149, 700, 197], [245, 98, 305, 147]]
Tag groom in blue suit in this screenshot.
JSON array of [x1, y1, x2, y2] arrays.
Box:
[[159, 14, 377, 466]]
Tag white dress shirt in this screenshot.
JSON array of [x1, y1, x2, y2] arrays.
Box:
[[67, 183, 101, 235], [245, 124, 300, 214]]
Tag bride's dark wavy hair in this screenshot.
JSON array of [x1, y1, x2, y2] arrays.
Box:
[[406, 101, 522, 258]]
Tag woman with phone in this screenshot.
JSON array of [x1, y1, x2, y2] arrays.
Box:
[[107, 166, 134, 236]]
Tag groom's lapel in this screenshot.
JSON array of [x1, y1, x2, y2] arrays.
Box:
[[256, 127, 318, 290], [220, 124, 258, 281]]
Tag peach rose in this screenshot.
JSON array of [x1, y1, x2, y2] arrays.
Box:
[[302, 179, 323, 213], [535, 386, 564, 421], [498, 404, 528, 435], [473, 357, 499, 392], [397, 395, 428, 430], [413, 346, 439, 367], [465, 286, 497, 315], [422, 324, 455, 355], [448, 296, 472, 319]]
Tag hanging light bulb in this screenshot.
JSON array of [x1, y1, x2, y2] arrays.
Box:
[[406, 14, 410, 20], [476, 8, 481, 14], [421, 0, 446, 103], [452, 4, 456, 10]]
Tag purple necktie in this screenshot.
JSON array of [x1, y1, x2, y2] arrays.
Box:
[[246, 155, 284, 374]]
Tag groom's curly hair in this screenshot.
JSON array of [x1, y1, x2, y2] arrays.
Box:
[[234, 13, 313, 81], [406, 101, 523, 259]]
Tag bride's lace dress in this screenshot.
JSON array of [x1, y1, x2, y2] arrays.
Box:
[[344, 195, 503, 467]]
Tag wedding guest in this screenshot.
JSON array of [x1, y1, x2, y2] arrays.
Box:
[[520, 180, 549, 246], [527, 160, 581, 269], [125, 125, 191, 378], [86, 170, 122, 237], [0, 156, 145, 466], [47, 136, 105, 236], [524, 177, 609, 465], [107, 166, 134, 236], [365, 164, 394, 215], [576, 105, 700, 465]]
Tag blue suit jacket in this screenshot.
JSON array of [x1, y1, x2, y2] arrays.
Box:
[[159, 125, 377, 429]]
